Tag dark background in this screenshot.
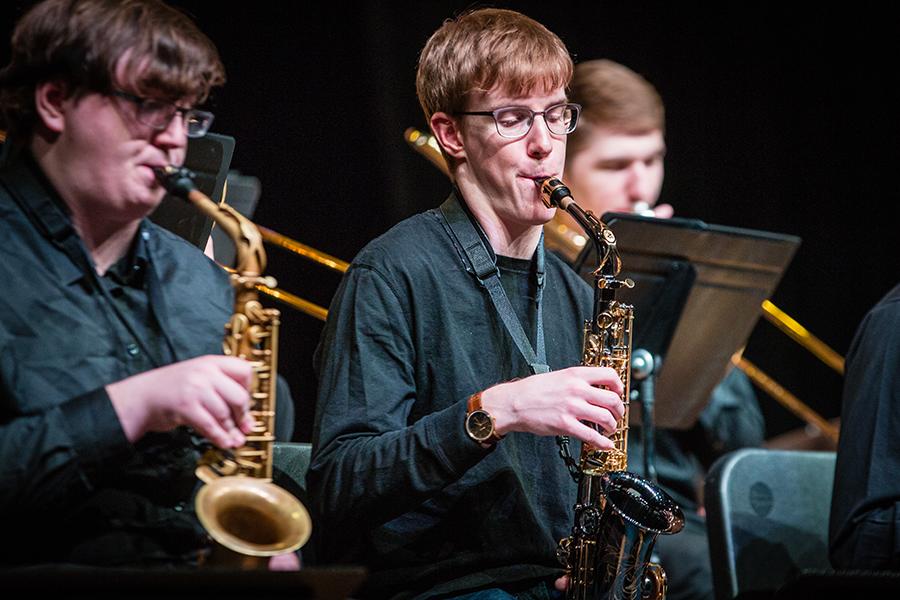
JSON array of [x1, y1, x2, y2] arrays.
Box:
[[2, 2, 898, 443]]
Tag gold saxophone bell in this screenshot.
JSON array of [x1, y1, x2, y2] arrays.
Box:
[[154, 165, 311, 568], [195, 477, 310, 562]]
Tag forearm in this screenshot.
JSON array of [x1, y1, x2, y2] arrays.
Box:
[[308, 396, 488, 528], [308, 263, 493, 524]]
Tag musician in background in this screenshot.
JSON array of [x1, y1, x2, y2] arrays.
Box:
[[0, 0, 295, 569], [309, 9, 625, 598], [546, 59, 672, 263], [551, 59, 765, 600], [830, 282, 900, 570]]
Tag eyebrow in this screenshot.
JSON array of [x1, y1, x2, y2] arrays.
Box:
[[490, 98, 569, 109]]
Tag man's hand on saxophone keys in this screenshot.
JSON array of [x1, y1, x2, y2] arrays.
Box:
[[107, 355, 255, 447], [479, 366, 625, 449]]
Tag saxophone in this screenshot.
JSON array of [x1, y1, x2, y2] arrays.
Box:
[[537, 178, 684, 600], [154, 166, 311, 567]]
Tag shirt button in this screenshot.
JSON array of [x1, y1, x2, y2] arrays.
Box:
[[126, 343, 141, 357]]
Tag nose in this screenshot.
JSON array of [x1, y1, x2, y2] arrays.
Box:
[[153, 112, 189, 155], [625, 161, 652, 204], [525, 114, 553, 159]]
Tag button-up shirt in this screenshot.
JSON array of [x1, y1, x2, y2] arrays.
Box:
[[0, 153, 234, 565]]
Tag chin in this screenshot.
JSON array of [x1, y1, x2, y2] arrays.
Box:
[[128, 188, 167, 217], [524, 204, 556, 227], [146, 191, 167, 212], [539, 206, 557, 223]]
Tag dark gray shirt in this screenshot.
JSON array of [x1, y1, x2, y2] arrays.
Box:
[[830, 282, 900, 569], [0, 155, 233, 565], [308, 194, 593, 598]]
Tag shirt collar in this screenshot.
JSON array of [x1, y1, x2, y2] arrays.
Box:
[[104, 223, 151, 289]]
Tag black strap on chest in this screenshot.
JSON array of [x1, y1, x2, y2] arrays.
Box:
[[439, 193, 548, 375]]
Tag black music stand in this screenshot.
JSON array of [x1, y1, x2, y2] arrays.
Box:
[[149, 132, 235, 248], [573, 213, 800, 475]]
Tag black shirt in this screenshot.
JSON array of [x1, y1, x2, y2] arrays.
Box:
[[829, 282, 900, 569], [98, 233, 174, 372], [0, 154, 234, 565], [308, 193, 593, 598]]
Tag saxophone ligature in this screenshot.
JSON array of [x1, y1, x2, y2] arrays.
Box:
[[154, 165, 311, 567], [537, 177, 684, 600]]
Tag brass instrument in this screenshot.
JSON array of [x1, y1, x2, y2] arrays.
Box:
[[538, 177, 684, 600], [154, 166, 311, 567], [227, 215, 347, 321], [404, 126, 842, 446], [404, 127, 449, 177]]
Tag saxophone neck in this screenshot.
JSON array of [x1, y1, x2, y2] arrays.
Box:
[[153, 165, 268, 276], [535, 177, 624, 278]]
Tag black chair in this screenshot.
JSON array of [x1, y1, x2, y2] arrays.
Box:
[[705, 448, 900, 600], [273, 441, 313, 499], [705, 448, 835, 600]]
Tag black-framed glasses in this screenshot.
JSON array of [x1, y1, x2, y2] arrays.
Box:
[[455, 102, 581, 139], [111, 90, 215, 138]]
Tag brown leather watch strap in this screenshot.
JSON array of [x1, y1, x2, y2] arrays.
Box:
[[466, 391, 503, 443], [467, 391, 484, 414]]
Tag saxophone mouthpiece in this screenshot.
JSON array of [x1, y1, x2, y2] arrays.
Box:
[[153, 165, 197, 199], [632, 201, 657, 217], [535, 176, 572, 209]]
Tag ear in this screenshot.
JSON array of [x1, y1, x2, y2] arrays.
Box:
[[33, 80, 69, 134], [430, 111, 466, 161]]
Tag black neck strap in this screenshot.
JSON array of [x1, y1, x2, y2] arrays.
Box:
[[439, 193, 548, 374]]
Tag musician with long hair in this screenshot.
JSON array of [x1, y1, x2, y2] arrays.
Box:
[[308, 9, 625, 598], [0, 0, 294, 569]]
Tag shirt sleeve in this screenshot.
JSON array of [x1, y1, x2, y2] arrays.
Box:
[[0, 386, 132, 512], [829, 289, 900, 569], [697, 367, 765, 461], [307, 263, 489, 533]]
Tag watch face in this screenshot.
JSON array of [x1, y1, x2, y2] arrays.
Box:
[[466, 410, 494, 442]]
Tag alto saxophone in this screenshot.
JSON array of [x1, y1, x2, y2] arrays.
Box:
[[537, 178, 684, 600], [155, 166, 311, 567]]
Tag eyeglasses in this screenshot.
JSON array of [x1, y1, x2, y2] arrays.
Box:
[[111, 90, 215, 138], [455, 102, 581, 139]]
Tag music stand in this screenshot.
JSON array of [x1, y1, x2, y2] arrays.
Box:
[[149, 132, 235, 248], [574, 213, 801, 434]]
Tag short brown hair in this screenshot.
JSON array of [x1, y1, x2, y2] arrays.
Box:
[[566, 59, 664, 156], [0, 0, 225, 143], [416, 8, 573, 121]]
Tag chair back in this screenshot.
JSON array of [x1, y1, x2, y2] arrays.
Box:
[[273, 441, 314, 498], [704, 448, 836, 600]]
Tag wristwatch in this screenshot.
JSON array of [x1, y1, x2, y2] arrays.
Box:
[[464, 391, 502, 447]]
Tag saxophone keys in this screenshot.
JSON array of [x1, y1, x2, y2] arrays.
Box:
[[576, 505, 602, 536], [556, 536, 573, 568]]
